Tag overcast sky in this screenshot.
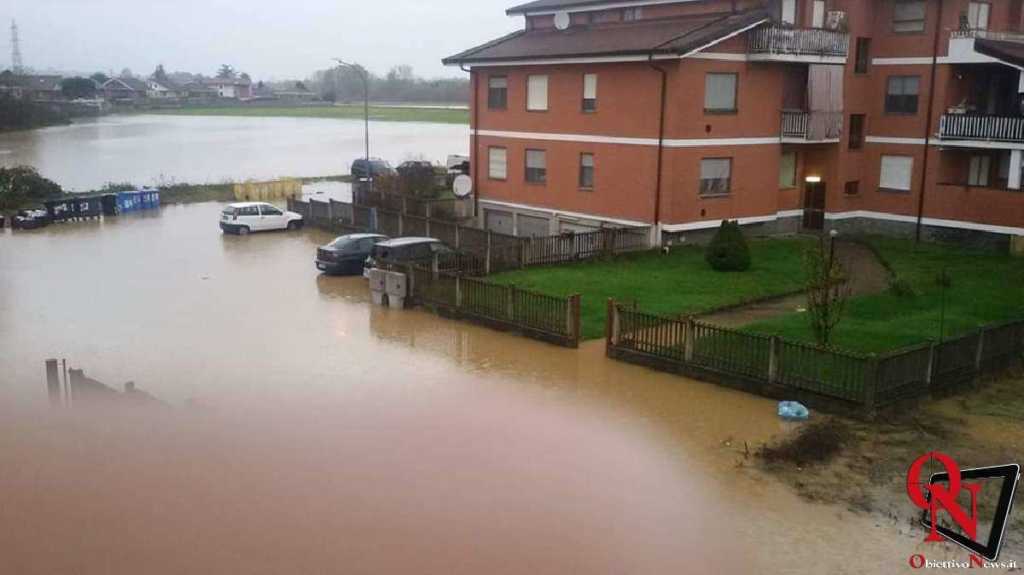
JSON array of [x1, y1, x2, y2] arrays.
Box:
[[4, 0, 518, 80]]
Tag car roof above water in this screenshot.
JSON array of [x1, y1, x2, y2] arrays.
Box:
[[376, 237, 441, 248], [226, 202, 275, 208], [330, 233, 387, 242]]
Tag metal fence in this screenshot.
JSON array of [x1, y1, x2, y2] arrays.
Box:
[[938, 114, 1024, 143], [288, 197, 650, 276], [607, 301, 1024, 413], [404, 265, 581, 347], [748, 24, 849, 57]]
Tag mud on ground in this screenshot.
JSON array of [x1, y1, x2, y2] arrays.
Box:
[[746, 373, 1024, 562]]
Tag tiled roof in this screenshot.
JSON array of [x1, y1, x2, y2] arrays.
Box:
[[103, 77, 149, 92], [506, 0, 646, 15], [975, 38, 1024, 68], [15, 75, 63, 92], [443, 9, 769, 64]]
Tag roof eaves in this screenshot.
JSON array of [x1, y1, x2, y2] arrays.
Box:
[[443, 29, 529, 65]]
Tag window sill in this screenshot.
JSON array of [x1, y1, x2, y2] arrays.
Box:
[[704, 109, 738, 115], [699, 192, 732, 199], [578, 186, 594, 192], [884, 111, 919, 116], [525, 180, 547, 186], [526, 109, 549, 113], [877, 187, 911, 194], [488, 177, 507, 182]]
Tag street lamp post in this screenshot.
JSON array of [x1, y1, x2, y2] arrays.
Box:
[[333, 58, 371, 192]]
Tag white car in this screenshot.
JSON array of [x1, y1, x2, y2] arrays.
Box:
[[219, 202, 304, 235]]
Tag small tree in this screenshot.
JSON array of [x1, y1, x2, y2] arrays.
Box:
[[0, 166, 63, 212], [60, 77, 97, 99], [217, 65, 236, 79], [804, 235, 849, 347], [705, 220, 751, 271]]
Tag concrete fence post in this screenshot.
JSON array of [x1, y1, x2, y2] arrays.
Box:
[[455, 224, 461, 250], [568, 294, 582, 346], [327, 200, 333, 223], [45, 359, 61, 406], [863, 356, 879, 415], [425, 216, 431, 238], [684, 318, 695, 363], [455, 276, 463, 308], [768, 336, 780, 384], [398, 212, 404, 236], [925, 342, 936, 388], [506, 285, 515, 320], [975, 328, 987, 373], [432, 253, 439, 279], [485, 230, 492, 276]]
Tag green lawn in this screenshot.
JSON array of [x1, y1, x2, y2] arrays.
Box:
[[489, 238, 813, 340], [149, 105, 469, 125], [746, 238, 1024, 353]]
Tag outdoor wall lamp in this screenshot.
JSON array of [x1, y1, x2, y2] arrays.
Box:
[[805, 175, 822, 183]]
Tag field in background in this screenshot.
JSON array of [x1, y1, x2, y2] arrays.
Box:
[[149, 104, 469, 124]]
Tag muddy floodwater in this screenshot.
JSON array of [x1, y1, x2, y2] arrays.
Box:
[[0, 115, 469, 191], [0, 204, 969, 573]]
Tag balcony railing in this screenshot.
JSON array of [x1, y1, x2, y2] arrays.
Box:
[[748, 25, 849, 57], [781, 110, 842, 141], [938, 114, 1024, 142], [949, 29, 1024, 43]]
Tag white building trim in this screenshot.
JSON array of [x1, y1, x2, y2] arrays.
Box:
[[456, 54, 677, 68], [935, 139, 1024, 151], [479, 199, 651, 228], [870, 57, 934, 66], [472, 129, 781, 148], [825, 210, 1024, 236], [660, 209, 804, 232], [515, 0, 703, 16], [865, 135, 928, 146], [691, 51, 846, 64]]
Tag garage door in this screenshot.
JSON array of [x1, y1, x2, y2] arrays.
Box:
[[517, 214, 551, 238], [484, 209, 514, 235], [558, 220, 599, 234]]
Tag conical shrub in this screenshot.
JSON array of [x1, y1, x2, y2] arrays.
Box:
[[705, 220, 751, 271]]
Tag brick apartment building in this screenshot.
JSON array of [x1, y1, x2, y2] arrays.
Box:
[[444, 0, 1024, 247]]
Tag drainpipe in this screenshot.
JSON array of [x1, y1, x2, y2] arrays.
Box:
[[916, 0, 944, 243], [462, 64, 479, 220], [648, 56, 668, 246]]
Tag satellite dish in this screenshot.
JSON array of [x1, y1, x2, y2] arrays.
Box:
[[553, 11, 570, 31], [453, 174, 473, 198]]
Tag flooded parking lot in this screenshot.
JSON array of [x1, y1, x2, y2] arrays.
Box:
[[0, 203, 959, 573]]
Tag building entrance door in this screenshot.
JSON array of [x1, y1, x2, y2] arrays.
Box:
[[802, 181, 826, 230]]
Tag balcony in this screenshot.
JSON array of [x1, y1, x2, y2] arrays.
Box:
[[748, 25, 849, 63], [780, 111, 842, 143], [938, 114, 1024, 144]]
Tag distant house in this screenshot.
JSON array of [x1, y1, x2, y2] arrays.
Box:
[[0, 74, 64, 101], [204, 77, 252, 99], [101, 77, 149, 103], [181, 81, 219, 99], [146, 77, 182, 99], [273, 84, 317, 102]]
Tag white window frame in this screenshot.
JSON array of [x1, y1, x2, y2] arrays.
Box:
[[779, 151, 797, 189], [526, 75, 548, 112], [704, 73, 737, 113], [699, 158, 733, 196], [579, 153, 595, 189], [968, 154, 991, 186], [893, 0, 926, 33], [811, 0, 826, 28], [525, 149, 547, 183], [879, 155, 913, 191], [968, 2, 990, 30], [582, 73, 597, 112], [488, 146, 507, 180], [781, 0, 797, 25]]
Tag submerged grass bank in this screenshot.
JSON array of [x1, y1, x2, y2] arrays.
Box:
[[746, 237, 1024, 353], [489, 238, 813, 340], [148, 105, 469, 125]]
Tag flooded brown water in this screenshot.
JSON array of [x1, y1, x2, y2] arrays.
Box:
[[0, 115, 468, 191], [0, 203, 967, 573]]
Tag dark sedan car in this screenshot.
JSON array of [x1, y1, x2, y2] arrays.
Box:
[[315, 233, 388, 275]]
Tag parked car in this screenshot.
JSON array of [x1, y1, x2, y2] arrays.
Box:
[[350, 158, 396, 179], [11, 209, 51, 230], [220, 202, 304, 235], [316, 233, 388, 275], [363, 237, 454, 276]]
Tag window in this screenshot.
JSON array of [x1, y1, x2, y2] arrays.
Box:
[[811, 0, 826, 28], [848, 114, 865, 150], [579, 153, 595, 189], [260, 205, 282, 216], [699, 158, 732, 196], [488, 76, 507, 110], [525, 149, 546, 183], [845, 180, 860, 195], [893, 0, 926, 32], [854, 38, 871, 73], [704, 73, 737, 113], [623, 7, 642, 20], [526, 75, 548, 111], [239, 205, 259, 216], [781, 0, 796, 25], [779, 151, 797, 188], [582, 73, 597, 112], [969, 155, 991, 186], [879, 155, 913, 191], [885, 76, 920, 114], [488, 147, 507, 180], [968, 2, 990, 30]]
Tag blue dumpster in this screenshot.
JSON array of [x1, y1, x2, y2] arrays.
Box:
[[116, 191, 139, 213]]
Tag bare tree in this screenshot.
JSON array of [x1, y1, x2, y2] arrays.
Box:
[[804, 235, 849, 347]]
